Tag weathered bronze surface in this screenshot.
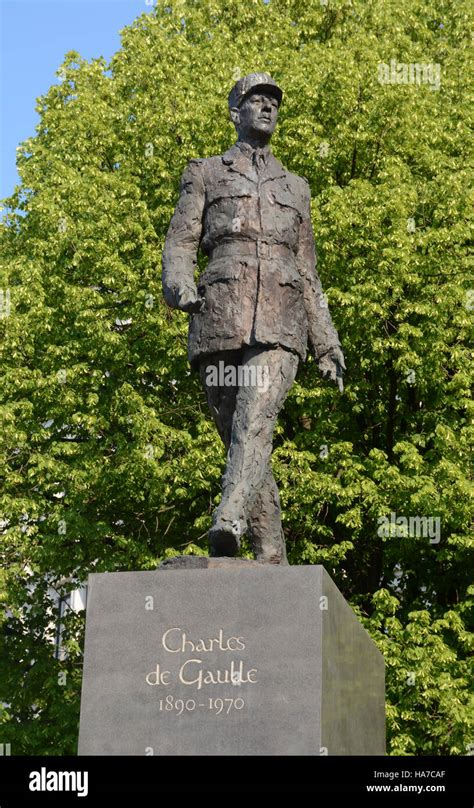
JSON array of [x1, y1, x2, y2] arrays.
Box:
[[162, 72, 345, 562]]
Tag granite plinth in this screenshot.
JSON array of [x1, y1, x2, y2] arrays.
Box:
[[78, 564, 385, 755]]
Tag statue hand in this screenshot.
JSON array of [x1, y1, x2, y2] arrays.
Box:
[[317, 345, 346, 392], [177, 286, 205, 313]]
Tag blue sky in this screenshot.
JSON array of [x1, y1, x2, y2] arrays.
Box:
[[0, 0, 151, 199]]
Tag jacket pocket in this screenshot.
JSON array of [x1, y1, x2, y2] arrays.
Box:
[[198, 259, 243, 288], [206, 179, 253, 207]]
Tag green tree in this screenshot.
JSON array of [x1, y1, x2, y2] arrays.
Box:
[[0, 0, 472, 755]]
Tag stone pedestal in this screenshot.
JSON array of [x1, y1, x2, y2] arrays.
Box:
[[78, 563, 385, 755]]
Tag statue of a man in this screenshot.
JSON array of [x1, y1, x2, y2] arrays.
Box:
[[162, 72, 345, 564]]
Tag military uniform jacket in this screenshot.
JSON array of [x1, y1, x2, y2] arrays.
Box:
[[162, 141, 341, 369]]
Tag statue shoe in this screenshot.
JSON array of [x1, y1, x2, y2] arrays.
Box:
[[208, 518, 242, 557]]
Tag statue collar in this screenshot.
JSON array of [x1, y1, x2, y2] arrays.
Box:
[[221, 142, 286, 182]]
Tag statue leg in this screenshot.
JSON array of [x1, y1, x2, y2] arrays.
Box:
[[199, 348, 290, 562], [246, 466, 288, 564], [198, 350, 240, 556], [199, 349, 240, 450], [206, 344, 298, 557]]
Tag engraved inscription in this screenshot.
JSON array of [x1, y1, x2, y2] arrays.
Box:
[[145, 627, 258, 713]]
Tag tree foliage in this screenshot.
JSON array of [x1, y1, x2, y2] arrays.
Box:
[[0, 0, 472, 755]]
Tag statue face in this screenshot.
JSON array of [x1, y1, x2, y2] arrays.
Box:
[[231, 92, 279, 139]]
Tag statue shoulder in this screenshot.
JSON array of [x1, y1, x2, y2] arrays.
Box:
[[292, 171, 311, 198], [182, 154, 222, 185], [178, 157, 208, 192], [281, 168, 312, 208], [182, 157, 207, 176]]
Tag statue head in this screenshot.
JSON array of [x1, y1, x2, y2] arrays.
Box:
[[228, 72, 282, 144]]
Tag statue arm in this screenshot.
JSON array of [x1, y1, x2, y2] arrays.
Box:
[[297, 178, 346, 390], [162, 158, 205, 311]]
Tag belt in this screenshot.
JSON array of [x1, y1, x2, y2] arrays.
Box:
[[211, 240, 295, 261]]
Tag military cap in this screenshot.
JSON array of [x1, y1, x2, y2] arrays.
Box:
[[228, 72, 283, 110]]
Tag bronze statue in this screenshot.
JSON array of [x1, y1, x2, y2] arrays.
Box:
[[162, 72, 345, 564]]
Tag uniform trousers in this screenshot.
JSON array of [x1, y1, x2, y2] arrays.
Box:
[[198, 344, 299, 563]]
